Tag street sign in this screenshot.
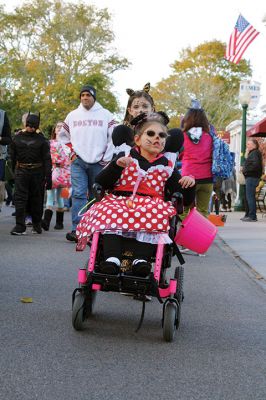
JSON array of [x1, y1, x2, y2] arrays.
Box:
[[217, 130, 230, 144], [239, 80, 261, 109]]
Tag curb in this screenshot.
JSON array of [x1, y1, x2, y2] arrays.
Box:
[[216, 234, 266, 293]]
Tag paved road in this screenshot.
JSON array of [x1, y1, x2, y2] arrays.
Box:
[[0, 208, 266, 400]]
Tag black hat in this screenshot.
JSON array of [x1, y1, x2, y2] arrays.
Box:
[[26, 113, 40, 129], [80, 85, 96, 100]]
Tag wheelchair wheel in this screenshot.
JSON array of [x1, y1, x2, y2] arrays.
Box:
[[163, 302, 177, 342], [174, 266, 184, 303], [84, 290, 97, 318], [72, 292, 86, 331]]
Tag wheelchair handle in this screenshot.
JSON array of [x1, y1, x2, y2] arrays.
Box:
[[92, 183, 104, 202], [171, 192, 184, 215]]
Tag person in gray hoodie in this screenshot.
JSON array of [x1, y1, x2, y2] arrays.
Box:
[[59, 85, 116, 242]]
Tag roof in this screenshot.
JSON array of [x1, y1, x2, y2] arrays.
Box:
[[246, 117, 266, 137]]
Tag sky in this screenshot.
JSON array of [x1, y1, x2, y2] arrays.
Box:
[[2, 0, 266, 115]]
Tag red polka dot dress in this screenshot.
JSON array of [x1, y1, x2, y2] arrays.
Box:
[[76, 158, 176, 250]]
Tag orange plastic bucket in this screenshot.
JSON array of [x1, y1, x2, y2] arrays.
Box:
[[174, 208, 217, 254]]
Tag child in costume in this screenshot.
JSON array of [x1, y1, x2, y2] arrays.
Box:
[[112, 82, 184, 157], [41, 121, 71, 231], [76, 113, 195, 276], [10, 113, 52, 235]]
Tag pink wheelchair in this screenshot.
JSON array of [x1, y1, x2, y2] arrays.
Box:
[[72, 187, 185, 342]]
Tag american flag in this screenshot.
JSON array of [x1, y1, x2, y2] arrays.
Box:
[[225, 14, 259, 64]]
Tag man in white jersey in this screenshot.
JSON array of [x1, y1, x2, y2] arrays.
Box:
[[60, 85, 116, 242]]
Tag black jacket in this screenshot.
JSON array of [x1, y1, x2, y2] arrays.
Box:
[[10, 130, 52, 181], [243, 149, 263, 178]]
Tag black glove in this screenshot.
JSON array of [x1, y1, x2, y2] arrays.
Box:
[[45, 176, 52, 190]]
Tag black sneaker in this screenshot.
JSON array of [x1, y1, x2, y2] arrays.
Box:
[[95, 261, 120, 275], [132, 261, 152, 277], [241, 217, 257, 222], [10, 225, 26, 235], [32, 223, 42, 234], [66, 230, 78, 242]]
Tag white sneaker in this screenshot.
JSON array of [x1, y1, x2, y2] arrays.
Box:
[[180, 247, 190, 253]]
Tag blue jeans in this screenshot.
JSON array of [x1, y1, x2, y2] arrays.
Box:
[[71, 158, 102, 230], [245, 177, 259, 220]]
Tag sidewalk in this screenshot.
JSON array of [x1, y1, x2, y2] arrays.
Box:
[[215, 211, 266, 284]]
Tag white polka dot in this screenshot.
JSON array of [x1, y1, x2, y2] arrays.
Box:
[[128, 176, 132, 180], [152, 180, 157, 185], [158, 224, 163, 229], [91, 227, 95, 233], [134, 223, 140, 229], [158, 204, 163, 209], [101, 215, 106, 220], [158, 175, 162, 181], [158, 214, 163, 218], [140, 217, 146, 223], [135, 212, 140, 217], [152, 218, 157, 223], [152, 208, 157, 214], [103, 207, 107, 211], [100, 224, 105, 229], [129, 218, 134, 223], [118, 208, 123, 213], [146, 223, 152, 229], [107, 210, 112, 214], [96, 221, 100, 225], [163, 219, 168, 224], [112, 213, 117, 219], [141, 207, 146, 212], [146, 213, 152, 218], [121, 180, 127, 185], [122, 223, 128, 229], [111, 223, 117, 228], [117, 218, 123, 223], [106, 218, 111, 224], [123, 212, 129, 218]]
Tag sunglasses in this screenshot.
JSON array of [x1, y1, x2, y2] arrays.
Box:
[[145, 130, 168, 139]]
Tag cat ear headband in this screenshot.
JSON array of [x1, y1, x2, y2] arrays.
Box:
[[126, 82, 150, 97]]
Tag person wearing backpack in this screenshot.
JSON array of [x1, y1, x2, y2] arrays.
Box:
[[180, 100, 213, 217]]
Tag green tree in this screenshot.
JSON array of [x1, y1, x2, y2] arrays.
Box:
[[151, 40, 252, 130], [0, 0, 129, 134]]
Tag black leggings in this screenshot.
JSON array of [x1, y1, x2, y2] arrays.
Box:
[[103, 234, 155, 261]]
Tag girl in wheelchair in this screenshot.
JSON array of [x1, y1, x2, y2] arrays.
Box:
[[76, 113, 195, 276]]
